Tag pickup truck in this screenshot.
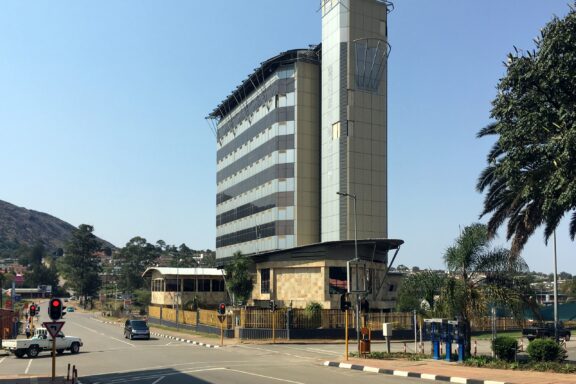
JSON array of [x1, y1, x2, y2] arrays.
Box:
[[522, 322, 571, 342], [2, 328, 83, 358]]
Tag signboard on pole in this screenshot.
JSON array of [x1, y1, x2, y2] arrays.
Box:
[[43, 321, 65, 338]]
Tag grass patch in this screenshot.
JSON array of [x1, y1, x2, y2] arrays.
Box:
[[349, 351, 426, 360], [473, 331, 522, 340], [149, 323, 219, 339], [463, 356, 576, 374]]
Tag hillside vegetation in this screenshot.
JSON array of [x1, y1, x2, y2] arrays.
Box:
[[0, 199, 114, 258]]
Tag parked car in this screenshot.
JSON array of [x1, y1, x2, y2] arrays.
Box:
[[522, 321, 571, 341], [66, 306, 75, 312], [124, 319, 150, 340]]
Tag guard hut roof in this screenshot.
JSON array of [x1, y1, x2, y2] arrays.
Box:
[[141, 267, 224, 278]]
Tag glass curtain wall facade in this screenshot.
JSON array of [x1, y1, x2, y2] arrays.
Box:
[[321, 0, 390, 242], [210, 49, 321, 259]]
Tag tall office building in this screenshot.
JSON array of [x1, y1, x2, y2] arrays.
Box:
[[210, 0, 390, 259], [209, 49, 321, 259]]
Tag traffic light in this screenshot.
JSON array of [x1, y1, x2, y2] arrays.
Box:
[[49, 298, 63, 320], [217, 303, 226, 315], [360, 298, 369, 313], [340, 294, 351, 312], [269, 300, 277, 312], [29, 304, 36, 317]]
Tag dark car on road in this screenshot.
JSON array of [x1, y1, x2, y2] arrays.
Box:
[[124, 319, 150, 340], [522, 321, 571, 341]]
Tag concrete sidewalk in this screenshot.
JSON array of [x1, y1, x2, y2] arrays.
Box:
[[325, 357, 576, 384]]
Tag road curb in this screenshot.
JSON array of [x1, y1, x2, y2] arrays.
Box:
[[94, 318, 221, 349], [155, 333, 220, 348], [323, 361, 510, 384]]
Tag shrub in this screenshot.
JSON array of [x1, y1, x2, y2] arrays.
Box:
[[527, 339, 566, 362], [492, 336, 518, 362], [305, 301, 323, 328]]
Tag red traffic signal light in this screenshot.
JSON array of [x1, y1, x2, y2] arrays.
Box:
[[269, 300, 277, 312], [217, 303, 226, 315], [340, 294, 351, 312], [29, 305, 36, 316], [49, 298, 63, 320]]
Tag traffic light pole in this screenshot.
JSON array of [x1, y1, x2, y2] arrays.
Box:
[[220, 317, 224, 347], [272, 311, 276, 344], [51, 336, 56, 381], [344, 309, 349, 361]]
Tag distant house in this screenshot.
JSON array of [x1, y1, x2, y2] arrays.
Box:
[[142, 267, 226, 309], [5, 287, 50, 299]]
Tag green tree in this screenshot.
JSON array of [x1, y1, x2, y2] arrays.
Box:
[[60, 224, 103, 308], [396, 270, 448, 314], [180, 244, 199, 267], [116, 237, 160, 293], [223, 251, 254, 306], [198, 250, 217, 268], [443, 223, 530, 357], [168, 244, 198, 268], [24, 262, 59, 290], [477, 4, 576, 255]]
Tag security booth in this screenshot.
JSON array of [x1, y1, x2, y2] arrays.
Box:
[[424, 318, 446, 360], [448, 320, 466, 362]]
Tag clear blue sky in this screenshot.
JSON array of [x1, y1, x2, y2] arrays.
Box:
[[0, 1, 573, 274]]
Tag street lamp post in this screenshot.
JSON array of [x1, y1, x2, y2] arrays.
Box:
[[336, 191, 360, 346], [553, 231, 559, 342], [176, 258, 182, 331]]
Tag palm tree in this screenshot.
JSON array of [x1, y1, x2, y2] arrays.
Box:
[[443, 223, 530, 357], [476, 6, 576, 254]]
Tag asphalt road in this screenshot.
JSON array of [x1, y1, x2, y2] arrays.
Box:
[[0, 305, 424, 384]]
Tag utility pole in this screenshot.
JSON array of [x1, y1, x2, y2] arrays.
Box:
[[337, 191, 360, 348], [553, 231, 559, 342]]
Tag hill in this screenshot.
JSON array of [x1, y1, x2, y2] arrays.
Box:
[[0, 199, 115, 257]]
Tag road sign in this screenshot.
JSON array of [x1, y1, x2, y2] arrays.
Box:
[[43, 321, 65, 338]]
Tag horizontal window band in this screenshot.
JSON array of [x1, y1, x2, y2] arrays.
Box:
[[217, 163, 294, 205], [217, 134, 294, 183], [216, 77, 295, 140], [216, 220, 294, 248], [217, 106, 295, 162], [216, 192, 294, 226]]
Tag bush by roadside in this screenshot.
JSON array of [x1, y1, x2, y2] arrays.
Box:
[[492, 336, 518, 362], [463, 356, 576, 373], [527, 339, 567, 362]]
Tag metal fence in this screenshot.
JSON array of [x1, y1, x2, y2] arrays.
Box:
[[147, 305, 527, 340], [470, 317, 525, 332]]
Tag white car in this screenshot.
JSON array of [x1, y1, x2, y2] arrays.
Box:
[[3, 328, 83, 358]]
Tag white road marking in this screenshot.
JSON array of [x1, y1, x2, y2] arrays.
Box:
[[234, 345, 316, 360], [25, 358, 33, 374], [226, 368, 305, 384], [72, 322, 135, 347], [0, 357, 6, 364], [151, 377, 165, 384], [108, 336, 136, 347], [282, 345, 342, 355]]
